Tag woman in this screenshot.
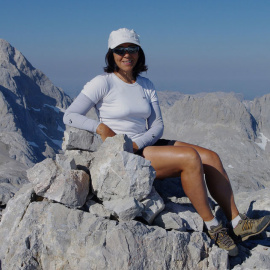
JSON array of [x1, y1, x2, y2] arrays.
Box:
[[63, 28, 270, 256]]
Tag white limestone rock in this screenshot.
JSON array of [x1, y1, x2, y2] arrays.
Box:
[[90, 135, 155, 202], [64, 149, 94, 168], [55, 153, 76, 170], [140, 186, 165, 224], [84, 199, 111, 218], [235, 188, 270, 218], [46, 170, 90, 207], [153, 211, 188, 231], [27, 156, 90, 208], [103, 197, 144, 221], [62, 126, 102, 151], [26, 158, 58, 196], [0, 190, 229, 270], [164, 201, 204, 232], [96, 133, 133, 153], [207, 245, 229, 270], [0, 183, 35, 259]]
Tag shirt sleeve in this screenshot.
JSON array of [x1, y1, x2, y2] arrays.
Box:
[[63, 93, 100, 133], [133, 100, 164, 149], [81, 75, 108, 103]]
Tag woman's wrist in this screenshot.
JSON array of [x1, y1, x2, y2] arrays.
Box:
[[96, 123, 116, 141]]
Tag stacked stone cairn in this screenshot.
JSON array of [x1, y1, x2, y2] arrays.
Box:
[[27, 127, 166, 224], [26, 126, 212, 231]]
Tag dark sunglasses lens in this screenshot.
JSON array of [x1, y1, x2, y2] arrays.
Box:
[[128, 47, 139, 53], [113, 48, 125, 55], [113, 46, 139, 55]]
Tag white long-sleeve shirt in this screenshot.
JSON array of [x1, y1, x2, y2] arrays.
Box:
[[63, 73, 164, 149]]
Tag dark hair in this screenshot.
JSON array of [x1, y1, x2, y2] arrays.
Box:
[[104, 47, 148, 78]]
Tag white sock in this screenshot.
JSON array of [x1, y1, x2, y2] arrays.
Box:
[[231, 215, 242, 228], [205, 217, 219, 230]]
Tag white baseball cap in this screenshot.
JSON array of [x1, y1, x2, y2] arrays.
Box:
[[108, 28, 141, 49]]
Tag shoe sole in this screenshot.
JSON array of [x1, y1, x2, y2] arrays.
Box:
[[240, 219, 270, 241], [228, 246, 239, 257]]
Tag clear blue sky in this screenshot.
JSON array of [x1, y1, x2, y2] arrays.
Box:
[[1, 0, 270, 100]]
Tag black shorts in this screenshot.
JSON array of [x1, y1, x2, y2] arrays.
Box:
[[136, 139, 176, 156]]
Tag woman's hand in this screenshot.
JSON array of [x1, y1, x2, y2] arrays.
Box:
[[133, 142, 139, 153], [96, 123, 116, 141]]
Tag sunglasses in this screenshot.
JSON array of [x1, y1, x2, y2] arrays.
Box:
[[112, 46, 140, 55]]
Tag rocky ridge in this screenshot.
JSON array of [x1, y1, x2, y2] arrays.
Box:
[[0, 39, 72, 205]]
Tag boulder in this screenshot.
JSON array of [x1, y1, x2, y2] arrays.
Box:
[[103, 197, 144, 221], [84, 199, 111, 218], [153, 211, 188, 231], [164, 201, 204, 232], [62, 126, 102, 152], [140, 186, 165, 224], [64, 149, 94, 169], [27, 155, 90, 208], [90, 135, 155, 202]]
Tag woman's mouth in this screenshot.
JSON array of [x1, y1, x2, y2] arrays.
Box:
[[122, 60, 132, 65]]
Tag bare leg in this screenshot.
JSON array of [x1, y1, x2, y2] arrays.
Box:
[[142, 145, 214, 221], [173, 141, 239, 221]]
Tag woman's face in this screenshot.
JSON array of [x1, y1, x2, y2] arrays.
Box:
[[113, 43, 139, 74]]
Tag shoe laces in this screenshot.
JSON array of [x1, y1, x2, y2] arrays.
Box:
[[239, 214, 254, 231], [212, 227, 235, 247]]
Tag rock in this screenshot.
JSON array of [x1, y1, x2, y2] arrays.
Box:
[[64, 149, 94, 168], [27, 156, 90, 208], [207, 245, 229, 270], [26, 158, 58, 196], [103, 197, 144, 221], [140, 187, 165, 224], [0, 189, 229, 270], [55, 154, 76, 170], [47, 170, 90, 208], [0, 183, 18, 205], [97, 134, 133, 153], [62, 126, 102, 151], [84, 199, 111, 218], [90, 135, 155, 202], [0, 141, 29, 206], [153, 211, 188, 231], [0, 183, 35, 259], [164, 201, 204, 232], [234, 188, 270, 218]]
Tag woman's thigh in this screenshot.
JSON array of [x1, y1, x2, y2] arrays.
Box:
[[142, 145, 202, 179], [173, 141, 221, 168]]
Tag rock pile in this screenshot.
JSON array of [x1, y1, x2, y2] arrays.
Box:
[[1, 128, 269, 269]]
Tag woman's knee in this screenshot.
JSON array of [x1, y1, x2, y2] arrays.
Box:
[[204, 150, 222, 165], [178, 146, 202, 168]]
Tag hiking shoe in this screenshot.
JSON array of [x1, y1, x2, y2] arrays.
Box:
[[208, 222, 238, 256], [233, 213, 270, 241]]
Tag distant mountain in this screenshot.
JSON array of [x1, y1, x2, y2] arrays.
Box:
[[0, 39, 72, 204], [0, 39, 72, 165], [158, 91, 270, 193]]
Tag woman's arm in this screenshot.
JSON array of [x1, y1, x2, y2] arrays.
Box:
[[63, 93, 116, 141], [63, 93, 101, 132], [133, 101, 164, 149]]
